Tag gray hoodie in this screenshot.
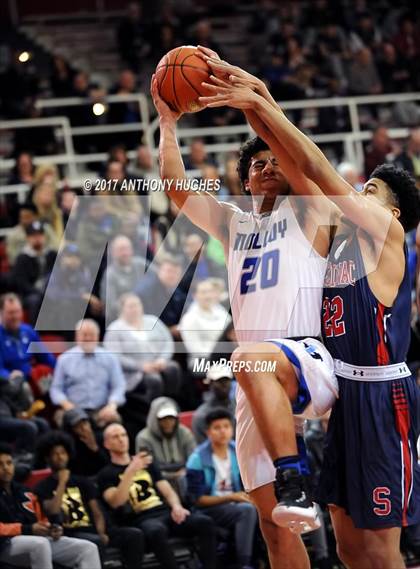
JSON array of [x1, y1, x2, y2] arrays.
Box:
[[135, 397, 196, 473]]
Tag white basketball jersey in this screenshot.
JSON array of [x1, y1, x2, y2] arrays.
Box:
[[227, 198, 327, 344]]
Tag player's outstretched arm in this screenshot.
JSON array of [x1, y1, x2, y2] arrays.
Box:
[[151, 75, 235, 243], [196, 48, 323, 199], [200, 69, 402, 245]]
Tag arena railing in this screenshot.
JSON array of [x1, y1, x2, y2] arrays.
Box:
[[0, 92, 419, 193]]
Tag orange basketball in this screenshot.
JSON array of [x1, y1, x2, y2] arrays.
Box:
[[155, 45, 213, 114]]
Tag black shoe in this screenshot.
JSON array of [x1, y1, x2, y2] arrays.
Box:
[[272, 468, 320, 534]]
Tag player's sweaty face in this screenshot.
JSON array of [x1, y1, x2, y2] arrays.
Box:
[[246, 150, 288, 196]]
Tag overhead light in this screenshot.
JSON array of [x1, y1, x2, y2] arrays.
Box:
[[92, 102, 106, 116], [18, 51, 31, 63]]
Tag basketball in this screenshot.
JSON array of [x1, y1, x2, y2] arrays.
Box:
[[155, 45, 213, 114]]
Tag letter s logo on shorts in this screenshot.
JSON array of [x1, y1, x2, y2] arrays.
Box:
[[373, 487, 391, 516]]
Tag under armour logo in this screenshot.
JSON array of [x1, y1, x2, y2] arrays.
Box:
[[353, 370, 364, 376], [399, 367, 404, 374]]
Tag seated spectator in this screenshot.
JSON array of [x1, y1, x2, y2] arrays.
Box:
[[136, 255, 188, 334], [100, 235, 148, 322], [336, 162, 364, 191], [4, 152, 34, 227], [76, 198, 120, 275], [6, 204, 59, 265], [377, 42, 411, 94], [363, 126, 393, 178], [108, 70, 140, 139], [346, 47, 382, 96], [40, 244, 102, 333], [0, 443, 101, 569], [49, 55, 75, 97], [394, 128, 420, 179], [180, 234, 225, 290], [100, 160, 143, 219], [32, 177, 64, 241], [12, 221, 57, 324], [179, 280, 231, 370], [104, 294, 181, 400], [50, 319, 125, 428], [63, 408, 109, 477], [117, 1, 151, 71], [183, 139, 213, 171], [60, 188, 81, 242], [224, 154, 242, 196], [0, 292, 55, 384], [130, 144, 169, 218], [98, 423, 217, 569], [187, 408, 258, 569], [35, 431, 144, 569], [192, 364, 236, 444], [135, 398, 196, 497]]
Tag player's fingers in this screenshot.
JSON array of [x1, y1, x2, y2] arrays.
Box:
[[208, 75, 231, 88], [201, 81, 230, 93], [196, 45, 220, 60]]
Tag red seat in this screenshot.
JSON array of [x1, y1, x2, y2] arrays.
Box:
[[25, 468, 52, 488], [179, 411, 194, 430]]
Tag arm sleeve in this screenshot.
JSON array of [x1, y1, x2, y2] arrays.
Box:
[[30, 329, 56, 369], [49, 356, 68, 405], [107, 354, 126, 406], [186, 453, 206, 500]]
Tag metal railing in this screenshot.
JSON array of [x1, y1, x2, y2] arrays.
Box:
[[1, 91, 419, 187]]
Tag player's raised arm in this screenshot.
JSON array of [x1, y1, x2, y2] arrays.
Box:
[[151, 75, 236, 244], [199, 66, 402, 245]]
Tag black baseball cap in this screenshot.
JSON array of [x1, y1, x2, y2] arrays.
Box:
[[25, 220, 45, 236]]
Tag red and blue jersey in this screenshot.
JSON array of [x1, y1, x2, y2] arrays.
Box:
[[321, 232, 411, 366]]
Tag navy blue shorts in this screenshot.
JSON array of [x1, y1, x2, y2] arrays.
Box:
[[317, 375, 420, 529]]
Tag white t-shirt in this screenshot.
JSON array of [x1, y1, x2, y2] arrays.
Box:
[[212, 453, 233, 496]]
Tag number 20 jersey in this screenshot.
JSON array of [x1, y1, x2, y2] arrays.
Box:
[[227, 198, 327, 344]]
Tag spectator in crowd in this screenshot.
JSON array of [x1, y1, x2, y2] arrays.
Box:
[[346, 47, 382, 96], [183, 140, 211, 171], [62, 408, 109, 477], [108, 70, 140, 127], [49, 55, 75, 97], [11, 221, 57, 324], [101, 160, 143, 220], [100, 235, 148, 322], [4, 152, 34, 227], [336, 162, 364, 191], [224, 154, 242, 196], [40, 244, 102, 334], [98, 423, 218, 569], [104, 294, 181, 400], [76, 198, 120, 274], [117, 1, 151, 71], [179, 279, 231, 370], [6, 204, 59, 265], [32, 168, 64, 241], [50, 319, 125, 428], [180, 233, 225, 290], [130, 144, 169, 218], [0, 443, 101, 569], [0, 292, 55, 379], [348, 12, 382, 52], [35, 431, 144, 569], [136, 255, 188, 333], [192, 364, 236, 444], [187, 408, 258, 569], [394, 128, 420, 178], [363, 125, 393, 177], [135, 397, 196, 497], [60, 189, 81, 241], [189, 20, 222, 57], [377, 42, 411, 94]]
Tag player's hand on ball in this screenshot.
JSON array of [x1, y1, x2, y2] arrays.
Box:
[[199, 76, 259, 110], [150, 74, 182, 123]]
